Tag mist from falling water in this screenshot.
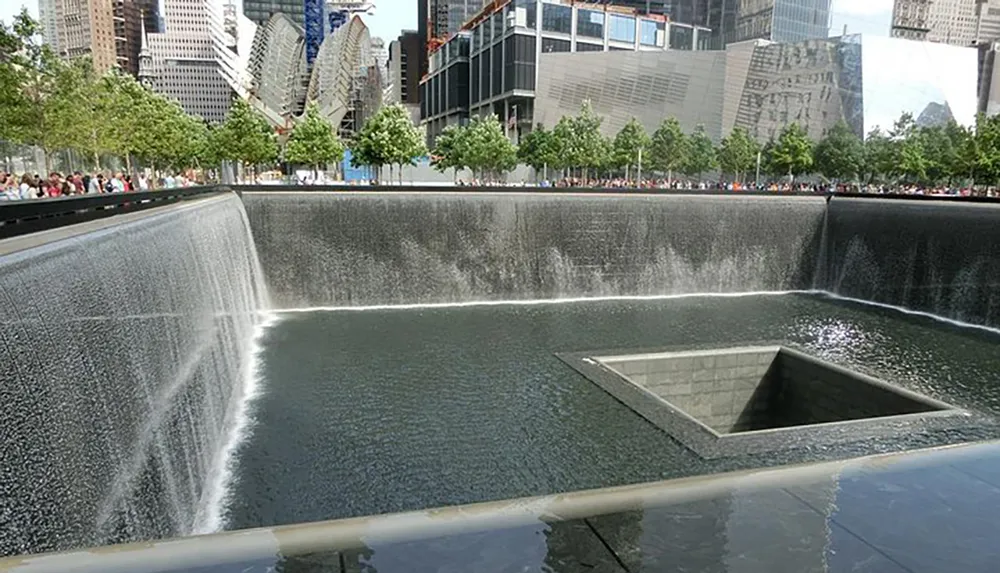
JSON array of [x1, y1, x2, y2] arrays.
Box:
[[0, 194, 270, 556]]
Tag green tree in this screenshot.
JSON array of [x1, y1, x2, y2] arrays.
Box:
[[862, 128, 895, 184], [612, 118, 650, 181], [767, 123, 813, 180], [681, 124, 717, 180], [717, 126, 759, 184], [649, 117, 688, 182], [553, 101, 606, 178], [431, 124, 469, 182], [0, 10, 41, 147], [284, 102, 345, 180], [462, 115, 517, 182], [352, 103, 426, 183], [918, 120, 972, 185], [970, 113, 1000, 186], [813, 120, 864, 182], [517, 124, 562, 181], [214, 97, 279, 180]]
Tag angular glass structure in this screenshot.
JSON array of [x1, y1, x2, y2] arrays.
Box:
[[533, 34, 978, 142]]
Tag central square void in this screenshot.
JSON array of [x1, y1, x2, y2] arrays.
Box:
[[559, 345, 966, 458], [597, 347, 949, 435]]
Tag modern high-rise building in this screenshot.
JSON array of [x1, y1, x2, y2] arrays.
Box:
[[37, 0, 60, 53], [388, 31, 421, 105], [423, 0, 489, 39], [55, 0, 118, 74], [113, 0, 142, 76], [243, 0, 306, 26], [143, 0, 233, 122], [892, 0, 1000, 45], [420, 0, 712, 142]]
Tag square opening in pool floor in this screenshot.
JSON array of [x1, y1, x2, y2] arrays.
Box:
[[598, 347, 949, 435], [558, 345, 966, 459]]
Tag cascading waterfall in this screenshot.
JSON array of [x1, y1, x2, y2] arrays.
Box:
[[243, 192, 829, 308], [0, 194, 269, 556], [822, 198, 1000, 329]]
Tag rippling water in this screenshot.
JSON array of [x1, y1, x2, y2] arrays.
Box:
[[223, 293, 1000, 530]]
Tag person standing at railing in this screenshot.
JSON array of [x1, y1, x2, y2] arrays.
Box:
[[19, 174, 37, 200], [2, 174, 18, 201], [110, 173, 125, 193]]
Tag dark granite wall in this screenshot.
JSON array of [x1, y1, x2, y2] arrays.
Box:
[[822, 198, 1000, 329], [243, 192, 827, 308]]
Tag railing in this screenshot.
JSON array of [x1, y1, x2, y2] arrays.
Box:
[[0, 186, 226, 240], [237, 184, 1000, 203], [0, 440, 989, 573]]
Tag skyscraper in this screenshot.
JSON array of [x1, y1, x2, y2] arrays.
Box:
[[602, 0, 831, 49], [113, 0, 142, 76], [388, 31, 420, 105], [242, 0, 306, 26], [430, 0, 488, 38], [37, 0, 60, 53], [144, 0, 233, 122], [55, 0, 118, 73], [892, 0, 1000, 45]]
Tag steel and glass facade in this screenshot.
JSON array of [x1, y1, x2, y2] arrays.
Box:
[[531, 34, 977, 145], [242, 0, 306, 26], [420, 0, 710, 143]]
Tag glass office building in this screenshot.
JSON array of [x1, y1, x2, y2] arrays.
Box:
[[243, 0, 306, 26], [619, 0, 831, 49], [420, 0, 710, 143], [531, 34, 977, 144]]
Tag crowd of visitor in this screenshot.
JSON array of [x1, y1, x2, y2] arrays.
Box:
[[0, 171, 196, 201], [458, 177, 1000, 197]]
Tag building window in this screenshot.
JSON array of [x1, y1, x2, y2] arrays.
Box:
[[513, 0, 537, 29], [670, 24, 693, 50], [697, 30, 710, 50], [492, 12, 504, 40], [492, 42, 503, 96], [639, 19, 664, 46], [577, 9, 604, 38], [471, 54, 480, 103], [541, 37, 570, 52], [575, 41, 603, 51], [481, 47, 491, 99], [608, 14, 635, 43], [472, 26, 480, 51], [541, 2, 571, 34], [505, 34, 535, 91]]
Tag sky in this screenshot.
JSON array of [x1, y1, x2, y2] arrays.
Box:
[[0, 0, 888, 43]]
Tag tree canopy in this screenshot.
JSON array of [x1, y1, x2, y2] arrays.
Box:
[[612, 118, 650, 179], [681, 124, 717, 179], [813, 121, 864, 182], [352, 103, 426, 181], [766, 123, 813, 180], [649, 118, 688, 181], [717, 126, 759, 183], [284, 102, 345, 176], [431, 115, 517, 182]]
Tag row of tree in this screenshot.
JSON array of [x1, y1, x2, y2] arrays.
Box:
[[433, 100, 1000, 187], [0, 10, 410, 179]]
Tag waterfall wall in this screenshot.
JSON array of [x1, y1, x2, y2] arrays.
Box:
[[0, 194, 267, 556], [243, 192, 828, 308], [822, 198, 1000, 328]]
